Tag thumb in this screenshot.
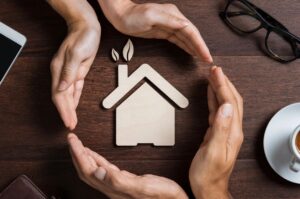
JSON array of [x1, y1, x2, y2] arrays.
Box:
[[94, 166, 137, 193], [58, 56, 80, 91], [210, 103, 233, 144]]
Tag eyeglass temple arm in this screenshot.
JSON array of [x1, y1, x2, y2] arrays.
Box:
[[247, 1, 300, 42], [245, 1, 288, 31]]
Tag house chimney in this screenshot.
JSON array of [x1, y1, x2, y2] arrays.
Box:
[[118, 64, 128, 86]]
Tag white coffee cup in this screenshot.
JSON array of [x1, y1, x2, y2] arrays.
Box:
[[289, 125, 300, 172]]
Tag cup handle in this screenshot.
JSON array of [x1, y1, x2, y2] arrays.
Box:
[[290, 156, 300, 172]]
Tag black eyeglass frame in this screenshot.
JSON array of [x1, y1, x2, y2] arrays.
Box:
[[220, 0, 300, 63]]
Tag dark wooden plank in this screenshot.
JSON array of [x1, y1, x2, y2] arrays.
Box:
[[1, 0, 300, 197], [0, 159, 299, 199], [0, 56, 299, 161], [0, 0, 299, 56], [0, 160, 192, 199]]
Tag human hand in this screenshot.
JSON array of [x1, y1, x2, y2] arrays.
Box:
[[189, 66, 244, 199], [48, 0, 101, 130], [98, 0, 212, 62], [67, 133, 188, 199], [51, 21, 100, 130]]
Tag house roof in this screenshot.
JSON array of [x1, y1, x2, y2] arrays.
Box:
[[102, 64, 189, 109]]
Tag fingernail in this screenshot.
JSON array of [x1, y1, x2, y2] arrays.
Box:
[[211, 66, 217, 72], [94, 167, 107, 181], [204, 55, 213, 64], [221, 103, 233, 118], [58, 81, 68, 91], [67, 133, 76, 140]]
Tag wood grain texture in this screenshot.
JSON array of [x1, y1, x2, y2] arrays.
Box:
[[0, 0, 300, 198], [0, 0, 299, 56]]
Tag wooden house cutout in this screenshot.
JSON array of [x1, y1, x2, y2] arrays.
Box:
[[103, 40, 189, 146]]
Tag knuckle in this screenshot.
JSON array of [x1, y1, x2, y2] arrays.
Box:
[[232, 132, 244, 146], [62, 65, 73, 78], [144, 9, 153, 21]]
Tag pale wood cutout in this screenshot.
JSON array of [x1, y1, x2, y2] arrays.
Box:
[[103, 40, 189, 146]]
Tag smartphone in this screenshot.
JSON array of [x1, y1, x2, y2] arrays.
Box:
[[0, 22, 26, 85]]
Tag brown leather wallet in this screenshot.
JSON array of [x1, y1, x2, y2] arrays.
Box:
[[0, 175, 54, 199]]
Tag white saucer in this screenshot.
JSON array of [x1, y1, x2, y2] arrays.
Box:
[[264, 103, 300, 184]]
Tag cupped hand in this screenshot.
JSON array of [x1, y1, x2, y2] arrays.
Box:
[[67, 133, 188, 199], [50, 21, 100, 130], [99, 0, 212, 62], [189, 66, 244, 199]]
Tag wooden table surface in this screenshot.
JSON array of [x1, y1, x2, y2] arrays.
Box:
[[0, 0, 300, 198]]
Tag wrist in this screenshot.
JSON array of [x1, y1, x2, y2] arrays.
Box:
[[190, 178, 230, 199], [194, 186, 230, 199], [47, 0, 100, 31], [67, 17, 100, 33], [97, 0, 134, 30]]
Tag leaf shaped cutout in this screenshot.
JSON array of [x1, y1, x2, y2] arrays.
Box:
[[111, 48, 119, 62], [122, 39, 134, 62]]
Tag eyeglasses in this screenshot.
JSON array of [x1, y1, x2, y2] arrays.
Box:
[[220, 0, 300, 63]]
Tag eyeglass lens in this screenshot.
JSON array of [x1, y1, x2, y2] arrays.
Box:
[[226, 1, 261, 32], [267, 31, 296, 61], [226, 0, 297, 62]]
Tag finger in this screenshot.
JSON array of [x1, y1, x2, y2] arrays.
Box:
[[151, 27, 196, 55], [74, 79, 84, 109], [73, 58, 94, 109], [208, 66, 236, 106], [151, 11, 208, 59], [224, 76, 243, 121], [58, 51, 82, 91], [209, 69, 244, 149], [207, 85, 218, 126], [209, 67, 242, 130], [68, 135, 102, 190], [50, 56, 64, 90], [68, 133, 96, 174], [71, 155, 109, 193], [149, 6, 204, 56], [50, 43, 68, 86], [50, 46, 78, 129], [50, 45, 68, 92], [180, 24, 212, 63], [85, 147, 118, 170], [166, 10, 212, 62], [151, 10, 189, 31], [210, 103, 233, 145], [208, 66, 242, 132], [52, 88, 77, 130], [167, 34, 195, 55], [99, 167, 137, 195]]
